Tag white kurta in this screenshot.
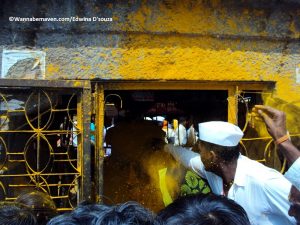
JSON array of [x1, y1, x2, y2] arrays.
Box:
[[174, 124, 187, 146], [167, 145, 296, 225], [284, 157, 300, 191]]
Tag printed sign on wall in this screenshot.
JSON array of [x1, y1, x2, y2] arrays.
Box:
[[1, 50, 46, 79]]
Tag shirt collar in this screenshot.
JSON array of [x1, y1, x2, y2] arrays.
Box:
[[232, 154, 247, 187]]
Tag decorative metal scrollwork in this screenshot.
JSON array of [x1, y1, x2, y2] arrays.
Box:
[[0, 89, 82, 211]]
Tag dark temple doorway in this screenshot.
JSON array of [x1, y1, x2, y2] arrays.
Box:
[[101, 90, 228, 211]]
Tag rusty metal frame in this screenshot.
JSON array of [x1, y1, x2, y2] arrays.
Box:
[[77, 87, 92, 202], [0, 79, 90, 89], [99, 80, 275, 91], [94, 84, 105, 203], [0, 79, 91, 210], [93, 80, 275, 201], [97, 80, 274, 123]]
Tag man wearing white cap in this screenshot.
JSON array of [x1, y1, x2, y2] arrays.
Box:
[[164, 121, 295, 225]]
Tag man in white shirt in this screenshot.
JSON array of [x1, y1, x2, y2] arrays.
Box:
[[253, 105, 300, 223], [174, 117, 187, 146], [253, 105, 300, 190], [164, 121, 295, 225]]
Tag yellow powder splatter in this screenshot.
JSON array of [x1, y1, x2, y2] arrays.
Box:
[[47, 64, 59, 75]]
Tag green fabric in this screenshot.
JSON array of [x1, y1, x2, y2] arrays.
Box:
[[180, 170, 211, 196]]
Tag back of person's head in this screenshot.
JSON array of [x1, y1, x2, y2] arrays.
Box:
[[94, 201, 158, 225], [46, 213, 77, 225], [16, 190, 57, 225], [47, 202, 110, 225], [179, 117, 187, 125], [0, 201, 37, 225], [48, 201, 160, 225], [157, 194, 250, 225], [71, 201, 111, 224]]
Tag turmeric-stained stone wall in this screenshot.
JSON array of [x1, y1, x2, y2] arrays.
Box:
[[1, 0, 300, 102]]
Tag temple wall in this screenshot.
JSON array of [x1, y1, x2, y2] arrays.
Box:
[[0, 0, 300, 102]]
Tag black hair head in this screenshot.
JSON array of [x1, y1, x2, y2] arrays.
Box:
[[0, 201, 37, 225], [16, 190, 57, 225], [157, 193, 250, 225], [199, 140, 240, 163]]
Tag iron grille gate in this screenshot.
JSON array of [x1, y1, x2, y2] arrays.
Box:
[[0, 79, 91, 211]]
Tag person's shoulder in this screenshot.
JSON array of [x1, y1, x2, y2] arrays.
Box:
[[239, 156, 287, 183], [285, 157, 300, 177], [284, 157, 300, 189], [292, 157, 300, 168]]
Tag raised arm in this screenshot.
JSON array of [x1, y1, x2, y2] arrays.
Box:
[[164, 144, 207, 178], [253, 105, 300, 165], [253, 105, 300, 190]]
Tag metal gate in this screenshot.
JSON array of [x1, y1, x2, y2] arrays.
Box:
[[0, 79, 91, 211]]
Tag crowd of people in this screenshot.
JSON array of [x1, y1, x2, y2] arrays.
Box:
[[0, 192, 252, 225], [0, 105, 299, 225], [154, 116, 197, 147]]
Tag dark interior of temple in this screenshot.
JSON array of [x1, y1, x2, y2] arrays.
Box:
[[104, 90, 228, 123], [102, 90, 229, 211]]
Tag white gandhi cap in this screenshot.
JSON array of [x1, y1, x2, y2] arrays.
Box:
[[155, 116, 165, 122], [198, 121, 243, 147]]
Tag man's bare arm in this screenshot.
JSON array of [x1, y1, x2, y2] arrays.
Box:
[[253, 105, 300, 165]]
